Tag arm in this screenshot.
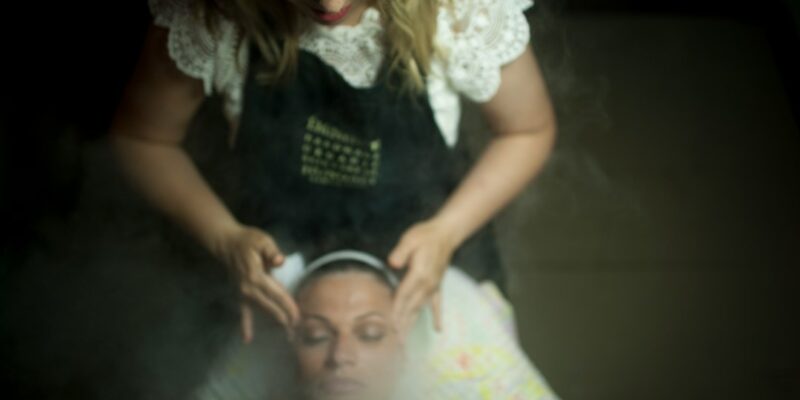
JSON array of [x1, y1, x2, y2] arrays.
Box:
[[389, 45, 556, 331], [434, 44, 556, 245], [111, 24, 298, 341], [110, 25, 237, 251]]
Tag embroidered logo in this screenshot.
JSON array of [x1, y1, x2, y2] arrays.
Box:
[[300, 115, 381, 188]]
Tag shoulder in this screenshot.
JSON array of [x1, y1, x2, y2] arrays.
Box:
[[148, 0, 243, 96], [436, 0, 534, 32], [434, 0, 535, 102]]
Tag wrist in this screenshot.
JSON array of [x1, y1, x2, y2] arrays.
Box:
[[200, 218, 243, 258], [429, 212, 469, 251]]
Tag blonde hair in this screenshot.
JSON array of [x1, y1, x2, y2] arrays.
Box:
[[199, 0, 442, 94]]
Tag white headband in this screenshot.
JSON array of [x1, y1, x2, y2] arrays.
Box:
[[288, 249, 399, 292]]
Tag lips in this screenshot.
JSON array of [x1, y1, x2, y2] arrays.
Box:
[[320, 376, 364, 395], [312, 4, 353, 24]]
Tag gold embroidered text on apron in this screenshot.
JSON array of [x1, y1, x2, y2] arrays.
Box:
[[300, 115, 381, 188]]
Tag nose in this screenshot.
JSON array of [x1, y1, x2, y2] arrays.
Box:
[[318, 0, 348, 13], [327, 334, 358, 368]]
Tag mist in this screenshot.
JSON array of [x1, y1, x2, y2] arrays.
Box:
[[2, 0, 799, 399]]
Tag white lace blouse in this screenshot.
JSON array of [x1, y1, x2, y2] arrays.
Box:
[[148, 0, 534, 147]]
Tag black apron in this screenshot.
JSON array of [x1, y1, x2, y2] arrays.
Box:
[[226, 47, 506, 290]]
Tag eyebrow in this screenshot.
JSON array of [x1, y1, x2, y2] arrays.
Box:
[[300, 314, 331, 325], [300, 311, 387, 324], [354, 311, 387, 321]]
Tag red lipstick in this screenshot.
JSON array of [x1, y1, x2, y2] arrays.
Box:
[[312, 4, 353, 24]]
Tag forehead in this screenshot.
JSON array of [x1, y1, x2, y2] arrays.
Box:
[[297, 272, 393, 317]]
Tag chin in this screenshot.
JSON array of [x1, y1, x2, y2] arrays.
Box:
[[309, 385, 385, 400]]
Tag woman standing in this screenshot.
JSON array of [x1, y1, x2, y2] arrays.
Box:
[[111, 0, 555, 343]]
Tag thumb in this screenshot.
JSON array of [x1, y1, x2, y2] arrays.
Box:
[[259, 240, 284, 269], [388, 237, 415, 270]]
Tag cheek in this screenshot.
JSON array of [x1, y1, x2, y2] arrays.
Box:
[[357, 340, 404, 380], [295, 346, 330, 378], [355, 341, 404, 399]]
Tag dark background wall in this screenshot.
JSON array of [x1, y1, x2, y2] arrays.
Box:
[[1, 1, 798, 399], [491, 1, 800, 399]]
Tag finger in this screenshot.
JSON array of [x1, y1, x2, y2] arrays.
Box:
[[256, 274, 301, 326], [388, 235, 415, 269], [392, 247, 427, 319], [237, 247, 264, 279], [242, 283, 290, 327], [241, 250, 299, 326], [261, 249, 284, 268], [240, 302, 254, 344], [243, 289, 294, 339], [400, 249, 441, 332], [258, 236, 285, 268], [430, 290, 443, 332], [393, 270, 420, 322], [395, 282, 428, 333], [400, 285, 430, 333]]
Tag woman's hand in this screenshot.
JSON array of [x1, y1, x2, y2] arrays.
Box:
[[111, 25, 303, 342], [384, 47, 556, 335], [210, 224, 300, 344], [388, 218, 459, 334]]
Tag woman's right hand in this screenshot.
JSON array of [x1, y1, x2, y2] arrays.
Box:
[[210, 224, 300, 344], [110, 25, 298, 343]]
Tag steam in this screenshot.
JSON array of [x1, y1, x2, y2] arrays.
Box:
[[0, 2, 638, 398]]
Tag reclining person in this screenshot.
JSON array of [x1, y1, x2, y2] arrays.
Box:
[[196, 250, 559, 399]]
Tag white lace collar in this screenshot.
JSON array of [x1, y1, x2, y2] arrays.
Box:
[[298, 7, 386, 88], [305, 6, 383, 40]]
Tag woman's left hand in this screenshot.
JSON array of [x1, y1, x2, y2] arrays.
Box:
[[388, 218, 459, 334]]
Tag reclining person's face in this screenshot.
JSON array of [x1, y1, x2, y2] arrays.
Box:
[[294, 270, 403, 400]]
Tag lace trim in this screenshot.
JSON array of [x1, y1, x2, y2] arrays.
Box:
[[149, 0, 216, 95], [299, 8, 386, 88], [442, 0, 534, 102], [148, 0, 535, 144]]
